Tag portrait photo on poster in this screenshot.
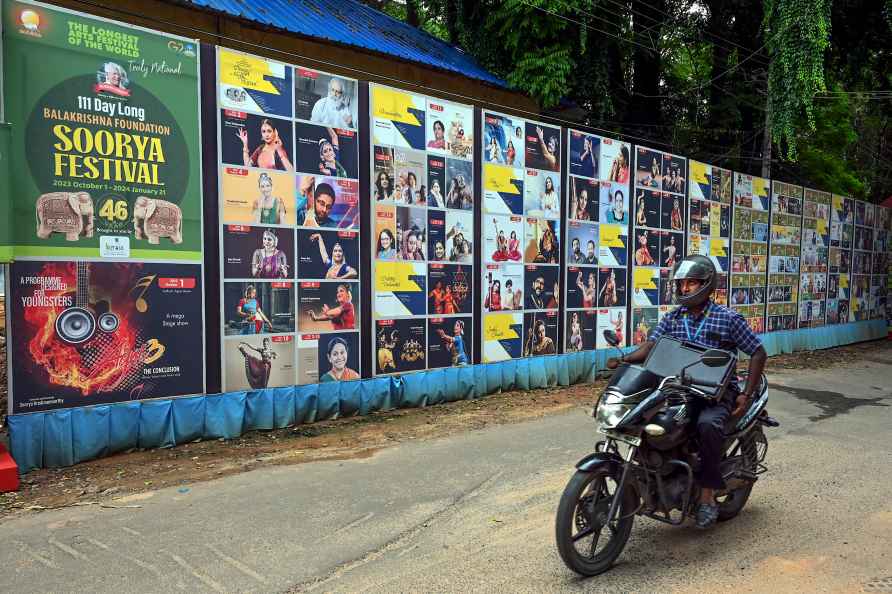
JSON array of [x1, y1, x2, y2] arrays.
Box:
[[524, 122, 560, 172], [427, 209, 474, 264], [223, 281, 295, 336], [600, 139, 631, 185], [567, 222, 599, 266], [297, 281, 358, 332], [395, 206, 428, 261], [636, 148, 663, 189], [599, 182, 629, 225], [568, 176, 599, 222], [220, 110, 294, 172], [296, 229, 359, 280], [524, 265, 560, 310], [523, 311, 558, 356], [524, 169, 561, 219], [598, 267, 627, 307], [428, 263, 474, 315], [294, 122, 358, 179], [444, 158, 474, 210], [485, 215, 524, 263], [221, 168, 296, 226], [483, 264, 524, 312], [224, 335, 295, 391], [524, 218, 560, 264], [597, 307, 627, 348], [631, 307, 659, 346], [427, 316, 472, 368], [296, 175, 359, 229], [568, 131, 599, 179], [375, 318, 426, 374], [294, 69, 358, 129], [566, 267, 598, 309], [483, 112, 526, 168], [388, 147, 428, 206], [427, 99, 473, 160], [316, 331, 361, 382], [662, 154, 686, 194], [223, 225, 295, 279], [565, 309, 597, 352]]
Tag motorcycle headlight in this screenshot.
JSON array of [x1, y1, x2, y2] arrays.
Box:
[[596, 392, 633, 429]]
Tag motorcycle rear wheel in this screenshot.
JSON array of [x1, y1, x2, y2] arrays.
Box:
[[717, 429, 761, 521], [555, 468, 636, 576]]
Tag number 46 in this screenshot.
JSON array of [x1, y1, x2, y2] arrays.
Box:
[[100, 199, 129, 222]]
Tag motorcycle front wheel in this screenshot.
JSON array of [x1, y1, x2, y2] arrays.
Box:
[[555, 468, 636, 576]]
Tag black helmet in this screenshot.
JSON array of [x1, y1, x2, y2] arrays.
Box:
[[672, 255, 716, 307]]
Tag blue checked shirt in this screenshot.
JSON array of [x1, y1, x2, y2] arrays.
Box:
[[649, 300, 763, 357]]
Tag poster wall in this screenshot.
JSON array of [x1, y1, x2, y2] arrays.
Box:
[[631, 146, 687, 345], [564, 129, 630, 352], [482, 111, 560, 360], [767, 181, 803, 331], [730, 173, 769, 332], [2, 0, 202, 261], [687, 161, 731, 306], [798, 188, 830, 327], [9, 261, 203, 412], [827, 194, 854, 324], [371, 84, 474, 373], [851, 200, 874, 321], [870, 206, 888, 321], [218, 48, 361, 389]]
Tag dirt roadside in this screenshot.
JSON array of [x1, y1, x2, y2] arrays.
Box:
[[1, 339, 889, 520]]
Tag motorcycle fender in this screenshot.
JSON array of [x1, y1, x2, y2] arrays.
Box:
[[575, 451, 624, 473]]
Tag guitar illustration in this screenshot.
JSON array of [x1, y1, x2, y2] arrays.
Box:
[[55, 261, 119, 344]]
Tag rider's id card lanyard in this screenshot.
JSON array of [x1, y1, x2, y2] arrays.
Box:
[[683, 303, 711, 343]]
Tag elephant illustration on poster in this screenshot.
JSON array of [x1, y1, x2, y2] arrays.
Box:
[[35, 192, 94, 241], [132, 197, 183, 244]]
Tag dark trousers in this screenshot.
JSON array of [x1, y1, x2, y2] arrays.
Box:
[[696, 393, 734, 490]]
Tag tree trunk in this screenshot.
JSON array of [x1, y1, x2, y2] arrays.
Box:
[[627, 0, 666, 128]]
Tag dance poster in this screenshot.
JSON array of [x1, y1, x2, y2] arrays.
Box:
[[2, 0, 201, 260], [218, 47, 361, 389], [10, 260, 203, 412], [371, 86, 476, 374], [631, 145, 686, 331], [730, 173, 770, 332]]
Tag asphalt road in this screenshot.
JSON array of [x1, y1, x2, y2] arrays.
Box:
[[2, 356, 891, 593]]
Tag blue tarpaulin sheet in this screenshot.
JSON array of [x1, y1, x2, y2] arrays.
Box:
[[8, 320, 886, 473]]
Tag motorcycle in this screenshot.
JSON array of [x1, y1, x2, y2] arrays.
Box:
[[555, 331, 779, 576]]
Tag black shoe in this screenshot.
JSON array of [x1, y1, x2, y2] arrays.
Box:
[[695, 503, 719, 529]]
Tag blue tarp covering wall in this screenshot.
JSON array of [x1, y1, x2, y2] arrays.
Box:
[[8, 320, 887, 473]]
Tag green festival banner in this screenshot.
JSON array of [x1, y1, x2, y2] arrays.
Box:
[[0, 123, 12, 261], [2, 0, 201, 260]]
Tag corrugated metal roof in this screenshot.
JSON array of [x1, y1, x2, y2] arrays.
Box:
[[186, 0, 507, 88]]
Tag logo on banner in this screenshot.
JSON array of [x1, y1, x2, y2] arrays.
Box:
[[18, 9, 42, 36]]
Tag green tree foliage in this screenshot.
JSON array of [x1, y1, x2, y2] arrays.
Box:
[[762, 0, 832, 160], [367, 0, 892, 201]]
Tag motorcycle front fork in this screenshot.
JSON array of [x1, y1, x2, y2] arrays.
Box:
[[604, 445, 637, 525]]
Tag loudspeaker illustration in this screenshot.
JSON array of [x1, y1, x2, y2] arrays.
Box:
[[55, 261, 118, 344]]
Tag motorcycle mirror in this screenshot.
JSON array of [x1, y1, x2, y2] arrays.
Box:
[[603, 329, 620, 347], [701, 349, 732, 368]]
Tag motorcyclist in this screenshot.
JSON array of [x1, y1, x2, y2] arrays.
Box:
[[607, 255, 768, 528]]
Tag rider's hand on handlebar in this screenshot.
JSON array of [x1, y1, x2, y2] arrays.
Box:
[[606, 357, 621, 370]]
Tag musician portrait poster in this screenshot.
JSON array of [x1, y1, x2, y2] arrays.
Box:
[[2, 1, 202, 260], [9, 260, 204, 413]]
